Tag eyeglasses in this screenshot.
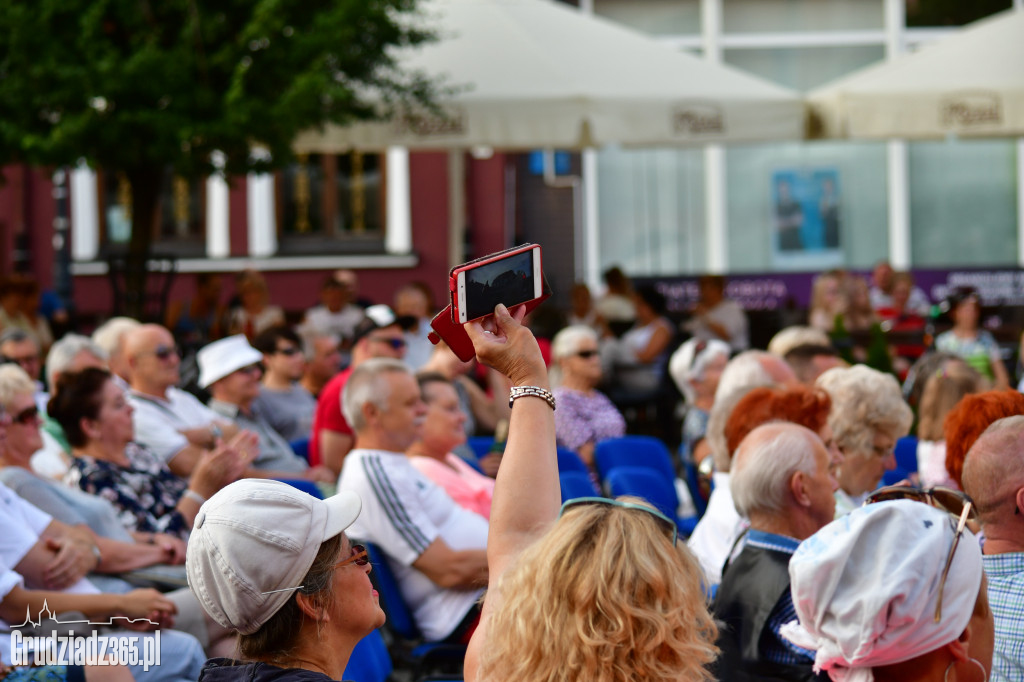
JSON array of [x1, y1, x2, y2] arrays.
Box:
[[575, 349, 599, 359], [370, 337, 406, 350], [864, 485, 975, 622], [238, 364, 263, 376], [276, 346, 302, 356], [259, 544, 370, 596], [11, 405, 39, 426], [559, 497, 678, 546]]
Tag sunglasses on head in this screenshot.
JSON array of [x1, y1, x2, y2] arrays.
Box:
[[559, 497, 678, 546], [11, 405, 39, 426], [259, 544, 370, 596], [864, 485, 975, 622], [575, 349, 599, 359]]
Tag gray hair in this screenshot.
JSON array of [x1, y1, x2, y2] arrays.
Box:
[[816, 365, 912, 456], [767, 326, 830, 358], [549, 325, 599, 387], [342, 358, 411, 432], [731, 422, 820, 518], [295, 324, 340, 360], [714, 350, 779, 403], [45, 334, 108, 389], [0, 364, 36, 409], [92, 317, 141, 357], [669, 338, 731, 404]]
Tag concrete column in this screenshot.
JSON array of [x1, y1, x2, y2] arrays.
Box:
[[206, 151, 230, 258], [385, 147, 412, 255]]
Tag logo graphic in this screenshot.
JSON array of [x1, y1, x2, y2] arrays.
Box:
[[8, 601, 162, 671], [672, 104, 726, 136], [940, 92, 1003, 128]]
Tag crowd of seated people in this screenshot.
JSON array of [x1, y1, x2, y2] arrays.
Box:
[[3, 261, 1024, 682]]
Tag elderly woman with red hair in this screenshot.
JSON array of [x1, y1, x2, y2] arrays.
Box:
[[687, 384, 842, 585], [943, 388, 1024, 489]]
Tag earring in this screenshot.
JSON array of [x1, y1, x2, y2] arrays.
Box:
[[943, 658, 988, 682]]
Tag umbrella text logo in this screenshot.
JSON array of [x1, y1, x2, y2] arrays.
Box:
[[672, 105, 725, 136], [940, 92, 1002, 128]]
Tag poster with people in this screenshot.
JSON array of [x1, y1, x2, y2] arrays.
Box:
[[771, 168, 842, 270]]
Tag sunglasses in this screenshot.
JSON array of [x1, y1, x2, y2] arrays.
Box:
[[370, 337, 406, 350], [238, 364, 264, 376], [260, 544, 370, 596], [150, 345, 179, 361], [864, 485, 975, 622], [276, 346, 302, 356], [11, 405, 39, 426], [575, 349, 599, 359], [559, 497, 678, 546]]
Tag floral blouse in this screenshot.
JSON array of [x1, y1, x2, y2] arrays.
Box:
[[64, 442, 190, 540]]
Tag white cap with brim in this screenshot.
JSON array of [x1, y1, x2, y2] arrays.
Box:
[[185, 479, 361, 635], [196, 334, 265, 388]]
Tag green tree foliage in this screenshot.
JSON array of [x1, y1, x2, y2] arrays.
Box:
[[0, 0, 436, 315]]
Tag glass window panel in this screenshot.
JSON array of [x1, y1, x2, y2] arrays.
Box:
[[724, 45, 885, 92], [593, 0, 701, 36], [905, 1, 1011, 28], [280, 154, 326, 235], [909, 139, 1017, 267], [99, 168, 204, 246], [279, 153, 383, 240], [723, 0, 884, 33], [596, 147, 705, 276], [725, 141, 889, 272]]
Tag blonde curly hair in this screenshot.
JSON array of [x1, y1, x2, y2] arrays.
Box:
[[477, 497, 718, 682]]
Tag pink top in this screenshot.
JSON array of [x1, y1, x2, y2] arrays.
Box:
[[409, 453, 495, 520]]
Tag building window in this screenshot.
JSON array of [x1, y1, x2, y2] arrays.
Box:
[[96, 167, 205, 254], [276, 152, 386, 253]]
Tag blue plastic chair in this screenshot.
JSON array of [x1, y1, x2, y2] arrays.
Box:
[[466, 436, 495, 459], [556, 447, 590, 474], [559, 471, 601, 502], [289, 437, 310, 462], [594, 436, 676, 484], [276, 478, 323, 499], [604, 466, 698, 537], [894, 436, 918, 474], [343, 629, 463, 682], [360, 542, 466, 671]]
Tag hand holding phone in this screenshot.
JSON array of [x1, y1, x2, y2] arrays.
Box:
[[453, 244, 543, 324]]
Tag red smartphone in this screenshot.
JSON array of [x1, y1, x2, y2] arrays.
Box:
[[451, 244, 543, 324]]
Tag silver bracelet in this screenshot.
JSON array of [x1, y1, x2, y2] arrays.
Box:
[[508, 385, 556, 411], [183, 489, 207, 505]]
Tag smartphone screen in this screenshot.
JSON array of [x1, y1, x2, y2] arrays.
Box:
[[463, 249, 537, 321]]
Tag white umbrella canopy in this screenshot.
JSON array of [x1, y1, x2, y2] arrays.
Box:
[[294, 0, 803, 152], [808, 9, 1024, 140]]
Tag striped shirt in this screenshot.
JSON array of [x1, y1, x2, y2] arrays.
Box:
[[339, 448, 487, 641]]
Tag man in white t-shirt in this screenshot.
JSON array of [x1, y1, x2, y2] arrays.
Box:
[[684, 275, 749, 352], [124, 324, 238, 477], [337, 358, 488, 642], [303, 276, 366, 344]]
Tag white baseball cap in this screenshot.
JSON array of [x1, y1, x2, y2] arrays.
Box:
[[196, 334, 264, 388], [185, 479, 362, 635]]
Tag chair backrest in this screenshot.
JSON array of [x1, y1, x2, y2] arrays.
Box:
[[682, 459, 709, 518], [556, 447, 589, 474], [275, 478, 323, 500], [289, 437, 311, 462], [559, 471, 601, 502], [594, 436, 676, 483], [894, 436, 918, 474], [466, 436, 495, 458], [343, 630, 393, 682], [362, 541, 421, 641], [605, 466, 679, 521]]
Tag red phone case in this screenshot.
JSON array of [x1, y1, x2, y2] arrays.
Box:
[[428, 245, 550, 362]]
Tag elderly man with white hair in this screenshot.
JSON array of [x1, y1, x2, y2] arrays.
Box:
[[338, 357, 488, 643], [712, 421, 840, 682], [91, 316, 140, 386], [961, 415, 1024, 681]]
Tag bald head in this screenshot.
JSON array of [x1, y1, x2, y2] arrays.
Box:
[[125, 324, 181, 394], [962, 416, 1024, 538]]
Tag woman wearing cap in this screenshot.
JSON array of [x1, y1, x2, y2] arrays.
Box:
[[935, 287, 1009, 390], [462, 305, 718, 682], [783, 498, 993, 682], [186, 480, 381, 680], [549, 325, 625, 471], [49, 368, 254, 540]]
